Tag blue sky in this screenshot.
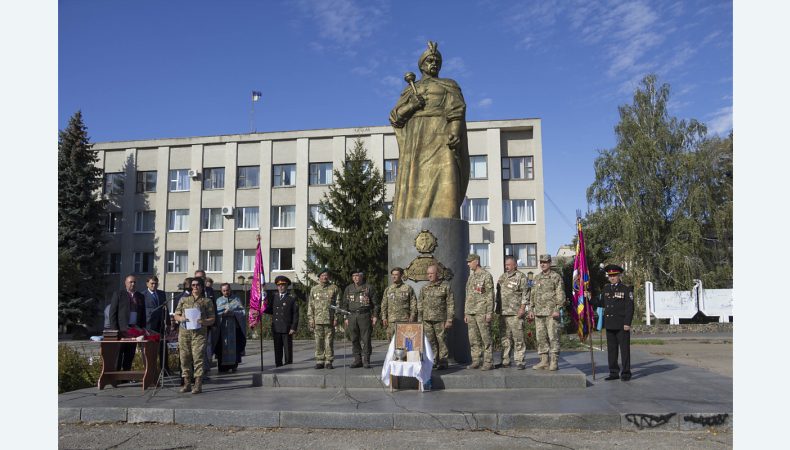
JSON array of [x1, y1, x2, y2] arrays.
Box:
[[59, 0, 733, 253]]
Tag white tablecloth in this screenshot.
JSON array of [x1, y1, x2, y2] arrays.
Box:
[[380, 334, 433, 388]]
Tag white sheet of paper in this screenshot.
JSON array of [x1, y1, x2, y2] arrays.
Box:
[[184, 308, 201, 330], [128, 311, 138, 326]]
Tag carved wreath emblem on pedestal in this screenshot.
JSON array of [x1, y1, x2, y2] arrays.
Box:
[[403, 230, 454, 282]]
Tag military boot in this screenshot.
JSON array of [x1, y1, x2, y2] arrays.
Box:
[[191, 377, 203, 394], [350, 356, 363, 368], [548, 353, 559, 371], [467, 360, 481, 369], [362, 355, 371, 369], [532, 354, 549, 370], [179, 378, 192, 393]]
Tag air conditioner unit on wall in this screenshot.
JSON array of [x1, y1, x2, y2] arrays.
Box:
[[188, 169, 199, 178], [221, 206, 234, 216]]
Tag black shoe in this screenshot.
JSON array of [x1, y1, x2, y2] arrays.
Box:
[[437, 363, 448, 370], [516, 364, 526, 370], [314, 363, 325, 369], [621, 374, 631, 381], [604, 375, 620, 381], [325, 362, 334, 369], [350, 360, 363, 369]]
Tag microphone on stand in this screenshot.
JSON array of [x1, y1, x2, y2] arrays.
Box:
[[329, 304, 351, 316]]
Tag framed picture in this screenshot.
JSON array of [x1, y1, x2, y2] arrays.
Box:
[[394, 323, 423, 354]]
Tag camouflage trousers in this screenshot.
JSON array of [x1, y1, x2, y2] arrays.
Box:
[[535, 315, 561, 355], [500, 315, 526, 365], [467, 314, 492, 365], [424, 320, 449, 364], [178, 329, 207, 379], [313, 324, 335, 364]]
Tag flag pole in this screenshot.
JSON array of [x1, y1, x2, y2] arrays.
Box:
[[577, 214, 596, 380], [257, 234, 264, 373]]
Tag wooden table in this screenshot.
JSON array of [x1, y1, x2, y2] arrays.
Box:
[[98, 339, 159, 391]]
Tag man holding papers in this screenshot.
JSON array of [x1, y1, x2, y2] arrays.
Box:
[[173, 277, 215, 394]]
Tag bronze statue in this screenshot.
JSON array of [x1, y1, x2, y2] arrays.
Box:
[[389, 41, 470, 220]]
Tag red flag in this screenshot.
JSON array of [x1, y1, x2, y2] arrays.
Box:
[[247, 239, 267, 328]]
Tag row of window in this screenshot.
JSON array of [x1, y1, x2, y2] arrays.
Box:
[[104, 156, 535, 195], [106, 249, 295, 274], [106, 242, 538, 275], [105, 198, 536, 234]]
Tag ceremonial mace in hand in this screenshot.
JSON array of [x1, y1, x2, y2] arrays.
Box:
[[404, 72, 418, 95]]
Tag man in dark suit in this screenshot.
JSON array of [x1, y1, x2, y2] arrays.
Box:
[[267, 275, 299, 367], [141, 275, 169, 372], [108, 274, 147, 371], [591, 264, 635, 381]]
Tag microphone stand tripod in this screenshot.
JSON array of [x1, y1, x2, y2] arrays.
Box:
[[327, 305, 361, 405], [148, 295, 180, 400]]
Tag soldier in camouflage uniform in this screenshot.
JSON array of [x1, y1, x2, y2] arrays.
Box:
[[496, 255, 529, 369], [419, 264, 454, 369], [173, 277, 216, 394], [464, 254, 494, 370], [308, 269, 341, 369], [341, 269, 379, 368], [527, 254, 565, 371], [381, 267, 417, 342]]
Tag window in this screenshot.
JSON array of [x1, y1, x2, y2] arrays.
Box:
[[237, 166, 259, 189], [106, 253, 121, 274], [106, 212, 122, 233], [134, 252, 154, 273], [169, 169, 190, 192], [505, 243, 538, 267], [503, 199, 536, 224], [201, 208, 223, 230], [309, 162, 333, 185], [235, 249, 256, 272], [167, 209, 189, 232], [203, 167, 225, 190], [345, 160, 372, 173], [461, 198, 489, 223], [469, 244, 490, 267], [200, 250, 223, 272], [384, 159, 398, 183], [272, 164, 296, 187], [309, 204, 331, 228], [272, 205, 296, 229], [135, 210, 155, 233], [235, 207, 259, 230], [135, 171, 157, 193], [104, 173, 124, 195], [470, 156, 487, 179], [166, 250, 188, 273], [502, 156, 534, 180], [271, 248, 294, 271]]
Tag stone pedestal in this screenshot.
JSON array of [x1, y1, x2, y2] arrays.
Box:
[[388, 218, 471, 363]]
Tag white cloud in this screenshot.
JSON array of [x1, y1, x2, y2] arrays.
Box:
[[295, 0, 388, 47], [477, 98, 493, 108], [442, 56, 468, 76], [707, 106, 732, 136]]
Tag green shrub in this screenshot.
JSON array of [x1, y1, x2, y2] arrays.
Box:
[[58, 344, 101, 394]]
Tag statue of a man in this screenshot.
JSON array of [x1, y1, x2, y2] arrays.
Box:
[[389, 41, 469, 220]]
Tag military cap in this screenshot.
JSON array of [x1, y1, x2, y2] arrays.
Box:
[[352, 268, 364, 275], [317, 268, 330, 276], [466, 253, 480, 262], [604, 264, 624, 276], [274, 275, 291, 286], [539, 254, 552, 262]]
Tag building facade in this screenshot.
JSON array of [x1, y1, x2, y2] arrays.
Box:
[[94, 118, 546, 294]]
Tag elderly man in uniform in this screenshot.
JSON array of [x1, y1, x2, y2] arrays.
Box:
[[591, 264, 635, 381], [419, 264, 454, 370], [381, 267, 417, 342], [464, 254, 494, 370], [341, 269, 378, 368], [172, 277, 215, 394], [528, 254, 565, 371], [308, 268, 341, 369], [497, 255, 529, 369], [267, 275, 299, 367]]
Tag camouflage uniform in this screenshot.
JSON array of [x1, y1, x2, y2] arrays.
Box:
[[465, 268, 494, 367], [529, 269, 565, 362], [497, 269, 529, 366], [418, 280, 455, 366], [381, 282, 417, 341], [175, 295, 216, 379], [308, 282, 341, 365], [341, 283, 378, 364]]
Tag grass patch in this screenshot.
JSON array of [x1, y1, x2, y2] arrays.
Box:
[[631, 339, 666, 345]]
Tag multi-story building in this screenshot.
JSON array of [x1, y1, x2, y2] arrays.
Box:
[[94, 118, 546, 295]]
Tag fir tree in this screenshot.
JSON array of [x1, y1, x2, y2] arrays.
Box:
[[301, 138, 390, 295], [58, 111, 107, 330]]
